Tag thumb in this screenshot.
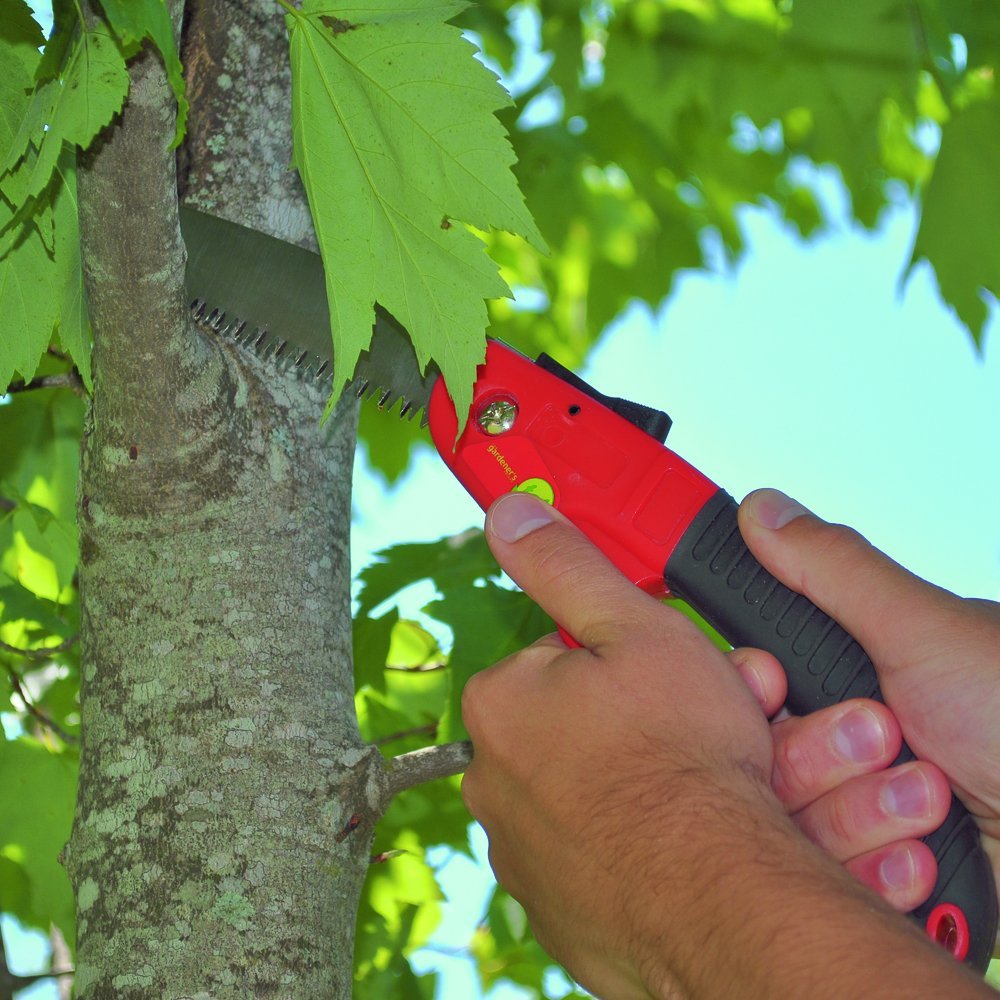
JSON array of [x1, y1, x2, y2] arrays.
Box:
[[485, 492, 665, 650], [737, 489, 960, 675]]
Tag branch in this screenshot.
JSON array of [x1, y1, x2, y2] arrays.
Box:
[[0, 633, 79, 661], [77, 0, 205, 456], [384, 741, 472, 799], [374, 722, 438, 747], [5, 373, 85, 397], [3, 662, 79, 745]]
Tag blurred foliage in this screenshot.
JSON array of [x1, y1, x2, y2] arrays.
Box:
[[0, 358, 81, 965], [1, 0, 998, 996]]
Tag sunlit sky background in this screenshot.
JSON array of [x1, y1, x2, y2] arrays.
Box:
[[8, 3, 999, 998]]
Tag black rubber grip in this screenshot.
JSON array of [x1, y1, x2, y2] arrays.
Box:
[[665, 489, 998, 972]]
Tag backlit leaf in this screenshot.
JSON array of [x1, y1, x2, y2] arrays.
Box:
[[285, 0, 545, 429], [0, 24, 129, 212], [908, 98, 1000, 346], [0, 737, 77, 946]]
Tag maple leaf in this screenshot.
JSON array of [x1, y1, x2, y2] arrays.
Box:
[[284, 0, 546, 427]]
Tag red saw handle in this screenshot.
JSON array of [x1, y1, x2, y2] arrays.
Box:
[[429, 339, 998, 973]]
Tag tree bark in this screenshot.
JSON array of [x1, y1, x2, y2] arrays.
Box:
[[66, 3, 381, 996]]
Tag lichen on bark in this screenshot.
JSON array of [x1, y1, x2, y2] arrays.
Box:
[[67, 2, 381, 996]]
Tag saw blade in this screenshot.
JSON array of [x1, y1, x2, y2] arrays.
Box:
[[180, 206, 436, 421]]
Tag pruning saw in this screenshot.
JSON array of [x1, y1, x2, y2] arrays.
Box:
[[180, 206, 998, 972]]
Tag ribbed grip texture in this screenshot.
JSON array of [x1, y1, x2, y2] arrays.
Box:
[[665, 489, 998, 972]]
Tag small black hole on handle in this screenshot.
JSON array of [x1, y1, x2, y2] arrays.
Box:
[[568, 405, 581, 416]]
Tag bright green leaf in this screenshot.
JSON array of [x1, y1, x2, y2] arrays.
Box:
[[388, 620, 443, 670], [0, 737, 77, 945], [0, 7, 40, 163], [1, 24, 129, 212], [285, 0, 545, 429], [0, 203, 61, 390], [0, 388, 84, 597]]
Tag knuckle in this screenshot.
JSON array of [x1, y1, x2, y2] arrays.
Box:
[[532, 531, 591, 595], [774, 727, 818, 801], [822, 791, 859, 849]]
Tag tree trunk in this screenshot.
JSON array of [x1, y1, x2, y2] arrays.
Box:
[[64, 3, 383, 995]]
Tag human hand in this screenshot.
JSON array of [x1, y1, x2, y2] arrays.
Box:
[[737, 488, 1000, 937], [461, 491, 786, 997], [726, 641, 951, 912]]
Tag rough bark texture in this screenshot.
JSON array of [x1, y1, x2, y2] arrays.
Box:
[[66, 3, 383, 996]]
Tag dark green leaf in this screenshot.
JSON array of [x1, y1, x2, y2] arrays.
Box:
[[355, 532, 497, 618], [908, 97, 1000, 345], [425, 581, 553, 742]]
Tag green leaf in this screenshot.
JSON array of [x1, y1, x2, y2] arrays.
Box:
[[354, 606, 399, 694], [0, 388, 84, 598], [285, 0, 545, 430], [356, 667, 448, 751], [0, 737, 77, 946], [355, 830, 443, 995], [95, 0, 188, 144], [0, 203, 61, 390], [0, 584, 75, 641], [909, 98, 1000, 346], [355, 531, 497, 618], [357, 400, 427, 486], [472, 886, 553, 992], [375, 772, 469, 855], [0, 6, 41, 160], [425, 581, 552, 741], [0, 2, 45, 74], [1, 23, 129, 212]]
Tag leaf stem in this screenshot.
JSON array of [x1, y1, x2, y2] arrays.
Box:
[[0, 634, 80, 661], [273, 0, 299, 20], [5, 373, 85, 397]]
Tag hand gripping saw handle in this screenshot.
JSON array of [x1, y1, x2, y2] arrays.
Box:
[[428, 339, 998, 972]]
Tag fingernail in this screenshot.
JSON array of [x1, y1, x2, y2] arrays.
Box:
[[833, 707, 886, 763], [879, 846, 916, 890], [881, 768, 931, 819], [488, 492, 559, 544], [749, 489, 809, 530]]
